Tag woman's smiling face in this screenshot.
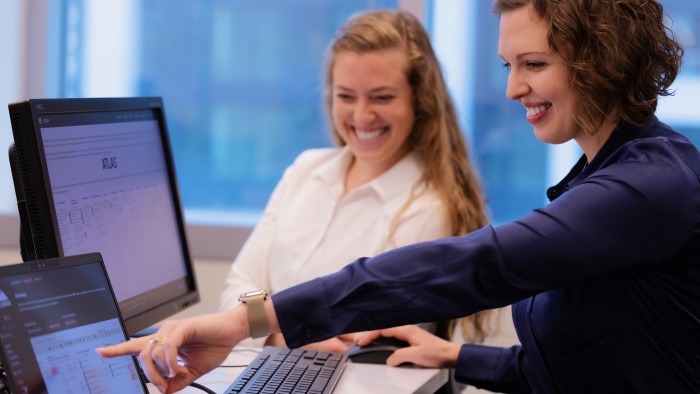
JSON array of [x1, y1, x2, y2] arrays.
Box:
[[498, 4, 582, 145], [331, 48, 415, 173]]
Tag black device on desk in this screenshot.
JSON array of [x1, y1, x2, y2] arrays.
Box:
[[346, 336, 411, 365], [0, 253, 149, 394]]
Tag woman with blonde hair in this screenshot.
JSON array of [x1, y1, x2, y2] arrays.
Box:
[[219, 9, 497, 350]]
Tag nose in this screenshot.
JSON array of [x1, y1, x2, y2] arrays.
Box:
[[354, 99, 376, 125], [505, 68, 528, 101]]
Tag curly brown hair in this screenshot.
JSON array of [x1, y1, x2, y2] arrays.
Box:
[[324, 10, 495, 343], [493, 0, 684, 136]]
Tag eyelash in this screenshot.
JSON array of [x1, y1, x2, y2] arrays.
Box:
[[335, 94, 394, 102], [502, 61, 546, 71], [526, 61, 545, 70]]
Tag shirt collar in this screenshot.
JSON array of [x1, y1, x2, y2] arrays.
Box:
[[313, 146, 426, 202], [546, 115, 660, 202]]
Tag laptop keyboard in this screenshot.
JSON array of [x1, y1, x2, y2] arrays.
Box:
[[224, 346, 348, 394]]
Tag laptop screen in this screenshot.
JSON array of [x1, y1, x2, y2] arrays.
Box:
[[0, 253, 148, 393]]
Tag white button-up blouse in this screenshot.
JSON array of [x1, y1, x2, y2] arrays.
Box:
[[220, 147, 448, 340]]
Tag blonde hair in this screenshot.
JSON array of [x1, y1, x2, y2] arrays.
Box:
[[324, 10, 495, 343]]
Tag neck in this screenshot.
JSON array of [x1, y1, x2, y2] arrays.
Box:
[[344, 158, 382, 193], [575, 115, 618, 163], [343, 152, 408, 194]]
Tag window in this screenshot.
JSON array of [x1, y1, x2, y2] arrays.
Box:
[[656, 2, 700, 145], [1, 0, 698, 258], [57, 0, 402, 226], [0, 1, 22, 215]]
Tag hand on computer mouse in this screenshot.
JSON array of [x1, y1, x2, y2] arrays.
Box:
[[355, 325, 461, 368], [345, 336, 411, 365]]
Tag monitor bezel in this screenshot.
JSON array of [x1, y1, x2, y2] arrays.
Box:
[[0, 252, 151, 393], [7, 96, 200, 335]]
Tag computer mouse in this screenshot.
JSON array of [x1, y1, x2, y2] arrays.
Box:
[[345, 336, 412, 365]]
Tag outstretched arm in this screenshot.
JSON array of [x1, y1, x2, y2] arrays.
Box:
[[97, 300, 280, 393]]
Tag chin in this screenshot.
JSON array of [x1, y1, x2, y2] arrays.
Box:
[[533, 130, 569, 145]]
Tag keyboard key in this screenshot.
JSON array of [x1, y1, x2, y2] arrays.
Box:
[[225, 346, 348, 394]]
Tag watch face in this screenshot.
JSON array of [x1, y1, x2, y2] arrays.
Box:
[[239, 289, 268, 302]]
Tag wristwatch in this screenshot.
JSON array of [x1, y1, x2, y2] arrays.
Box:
[[238, 290, 269, 338]]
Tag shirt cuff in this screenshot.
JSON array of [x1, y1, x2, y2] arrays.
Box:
[[454, 343, 525, 392], [271, 277, 337, 348]]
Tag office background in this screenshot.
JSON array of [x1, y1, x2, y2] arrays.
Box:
[[2, 0, 699, 260], [0, 2, 697, 380]]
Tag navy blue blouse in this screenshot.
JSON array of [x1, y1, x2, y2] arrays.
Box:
[[273, 116, 700, 393]]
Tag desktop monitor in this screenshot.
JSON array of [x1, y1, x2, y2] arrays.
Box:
[[6, 97, 199, 335]]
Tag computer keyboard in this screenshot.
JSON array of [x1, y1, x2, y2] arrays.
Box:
[[224, 346, 348, 394]]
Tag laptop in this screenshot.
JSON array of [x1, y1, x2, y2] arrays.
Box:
[[0, 252, 149, 394]]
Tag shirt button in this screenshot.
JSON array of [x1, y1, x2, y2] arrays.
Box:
[[304, 329, 314, 339]]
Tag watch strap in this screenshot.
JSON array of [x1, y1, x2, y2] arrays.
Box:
[[240, 291, 269, 339]]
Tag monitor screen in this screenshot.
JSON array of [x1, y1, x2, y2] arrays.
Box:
[[0, 253, 149, 393], [7, 97, 199, 335]]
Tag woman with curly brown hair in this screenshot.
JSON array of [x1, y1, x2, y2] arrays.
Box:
[[101, 1, 700, 393]]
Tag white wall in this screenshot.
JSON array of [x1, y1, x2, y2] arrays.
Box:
[[0, 247, 22, 266]]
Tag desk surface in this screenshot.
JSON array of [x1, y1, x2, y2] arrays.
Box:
[[147, 346, 448, 394]]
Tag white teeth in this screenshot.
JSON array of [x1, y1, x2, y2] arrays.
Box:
[[355, 128, 385, 141], [527, 104, 551, 117]]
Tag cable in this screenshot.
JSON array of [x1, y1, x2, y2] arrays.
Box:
[[217, 363, 250, 368], [231, 348, 262, 355], [188, 381, 217, 394], [140, 370, 216, 394], [140, 348, 261, 392], [217, 347, 261, 368]]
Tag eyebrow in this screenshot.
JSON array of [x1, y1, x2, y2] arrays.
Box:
[[334, 85, 399, 93], [498, 51, 550, 61]]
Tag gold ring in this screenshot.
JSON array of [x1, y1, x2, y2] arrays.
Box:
[[149, 336, 167, 346]]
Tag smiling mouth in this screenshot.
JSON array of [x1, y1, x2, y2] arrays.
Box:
[[526, 104, 551, 118], [354, 127, 387, 141]]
